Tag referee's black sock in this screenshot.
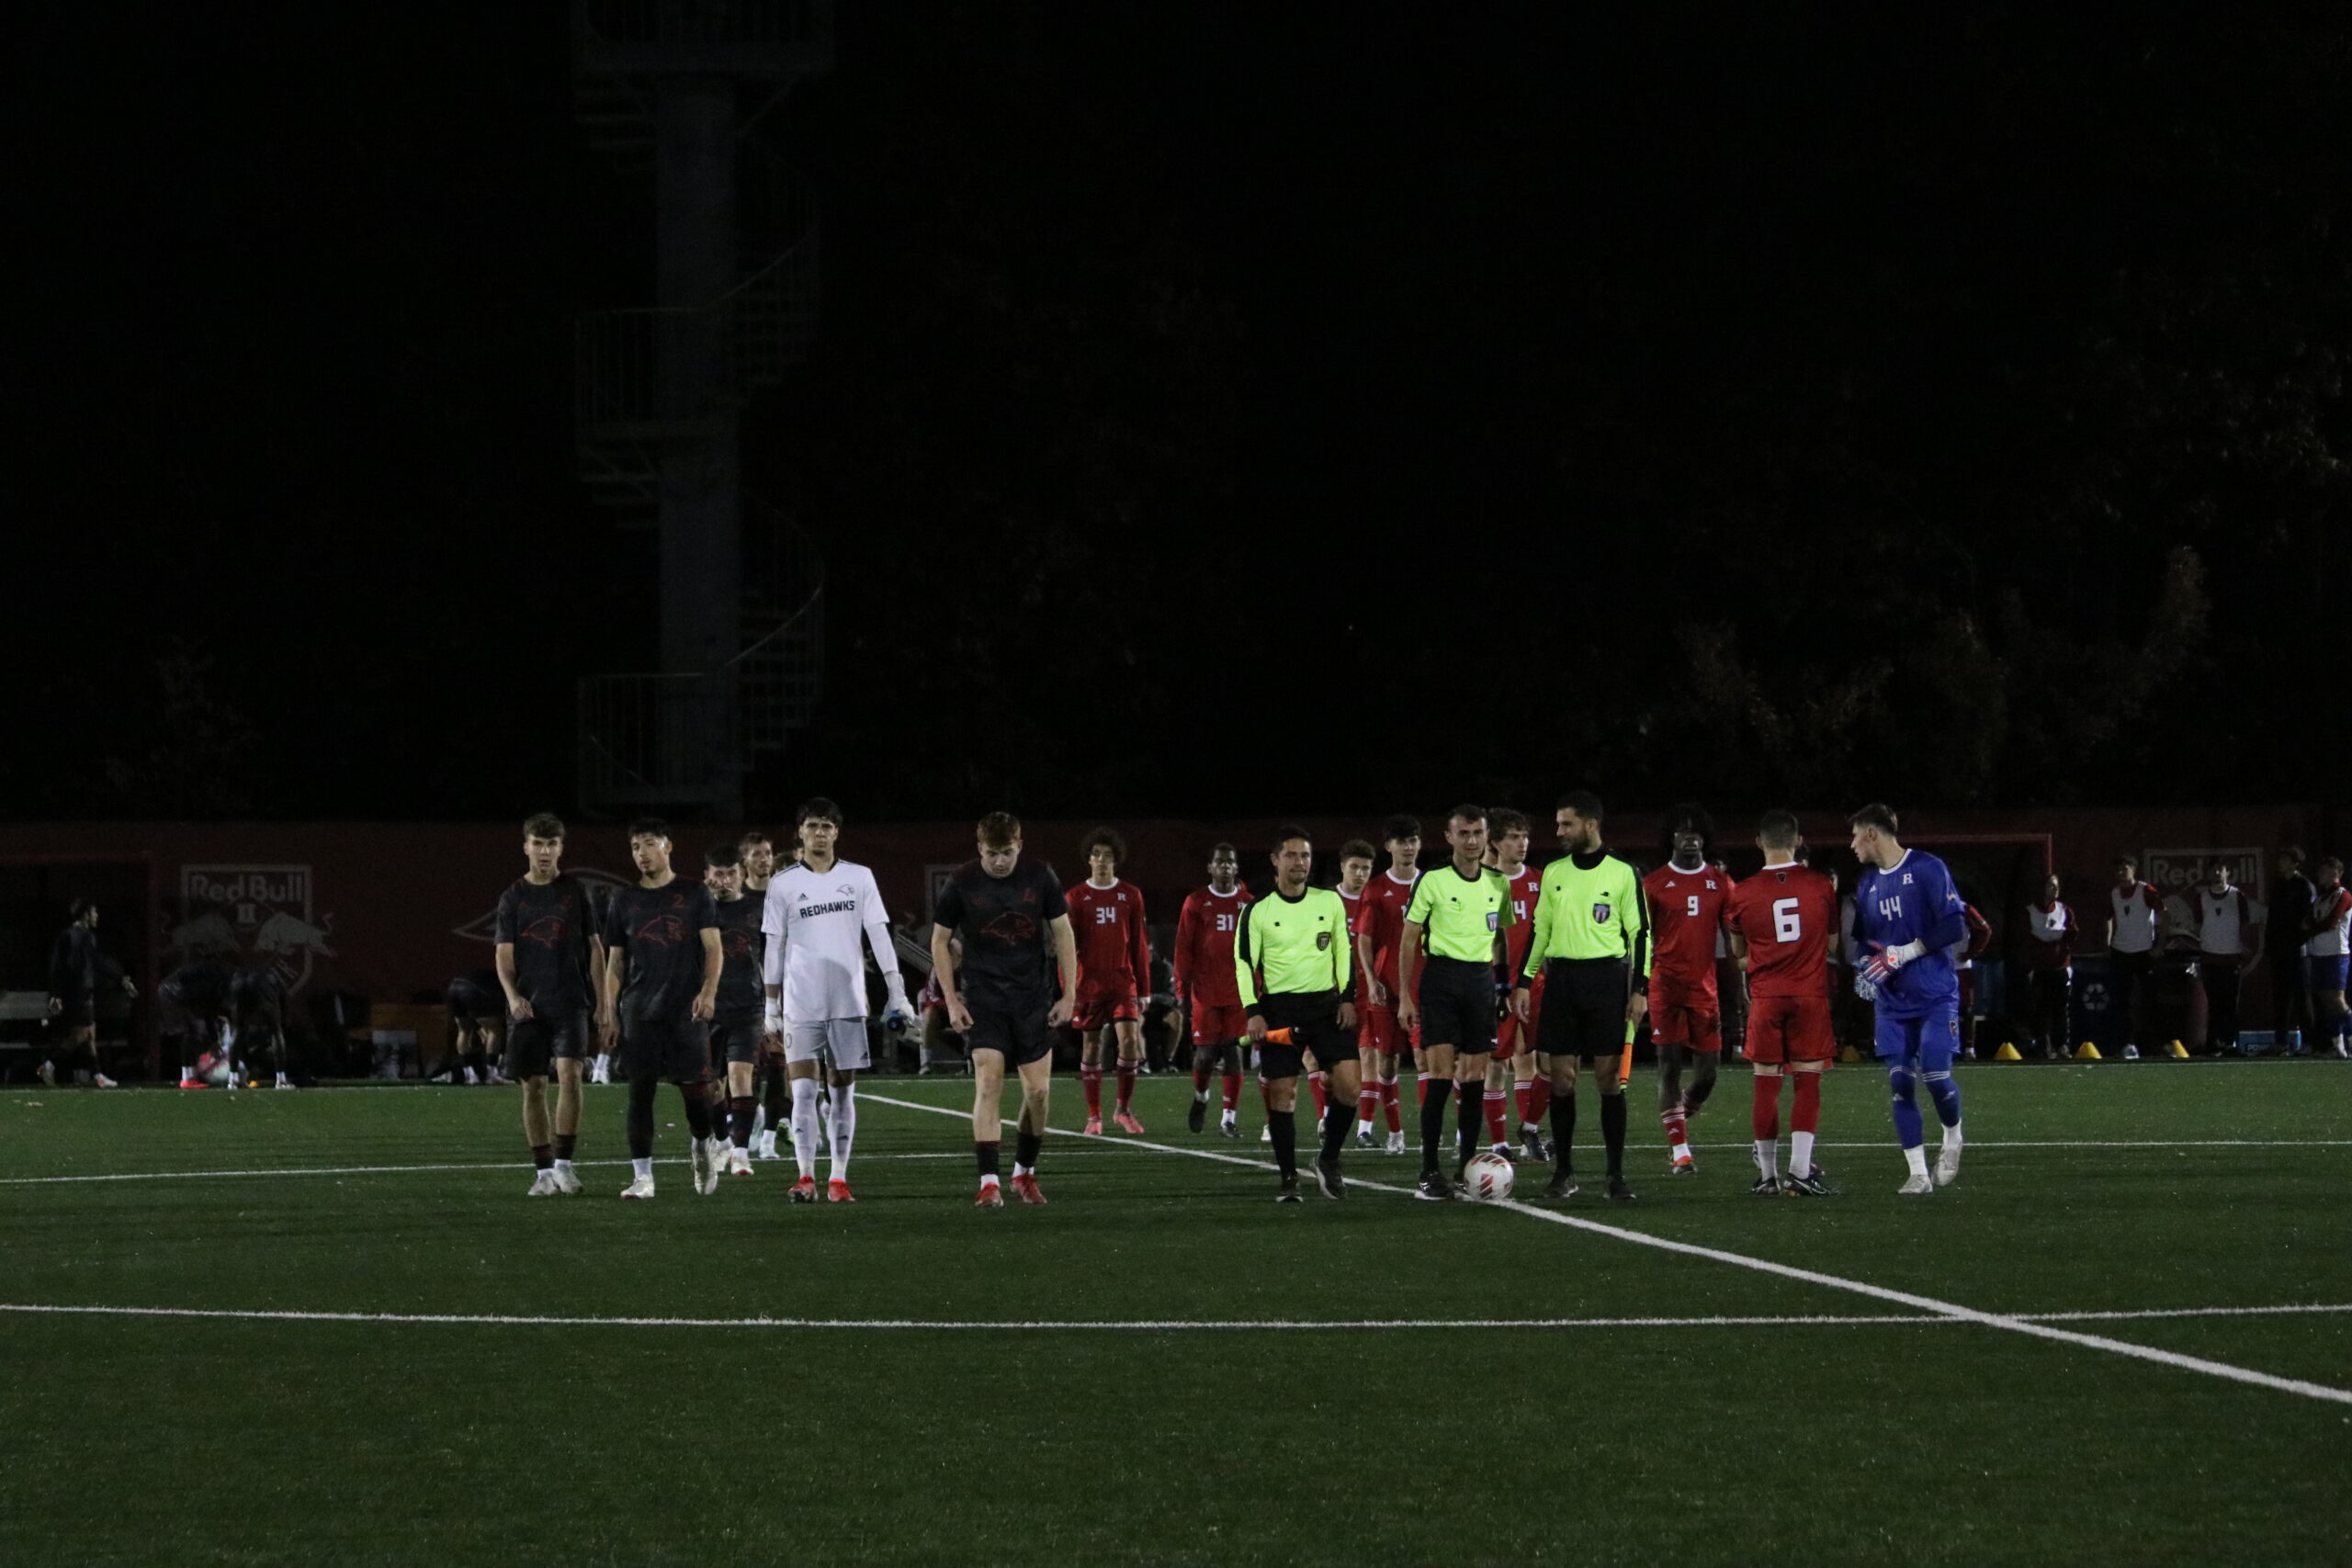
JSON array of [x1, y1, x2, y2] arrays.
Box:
[[1419, 1078, 1453, 1172], [1600, 1090, 1627, 1178], [1269, 1110, 1297, 1180], [1550, 1090, 1577, 1176], [626, 1073, 659, 1159], [1455, 1078, 1483, 1166], [1320, 1097, 1353, 1162]]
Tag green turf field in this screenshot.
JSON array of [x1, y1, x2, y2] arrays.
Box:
[[4, 1061, 2348, 1567]]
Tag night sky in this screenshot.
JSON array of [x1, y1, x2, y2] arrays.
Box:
[[16, 5, 2349, 824]]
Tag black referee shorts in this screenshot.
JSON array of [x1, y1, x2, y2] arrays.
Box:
[[1417, 957, 1497, 1055], [1252, 990, 1348, 1081], [1535, 957, 1632, 1061]]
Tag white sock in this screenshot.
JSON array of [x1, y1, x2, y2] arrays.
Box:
[[1220, 1109, 1237, 1126], [1904, 1145, 1929, 1178], [829, 1083, 857, 1177], [632, 1156, 652, 1179], [1754, 1139, 1779, 1179], [1013, 1161, 1034, 1178], [1193, 1088, 1211, 1103], [1942, 1121, 1964, 1149], [979, 1171, 1001, 1188], [554, 1158, 573, 1174], [790, 1077, 821, 1178], [1791, 1132, 1815, 1179]]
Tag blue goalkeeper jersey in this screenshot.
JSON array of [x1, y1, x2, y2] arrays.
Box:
[[1852, 850, 1968, 1019]]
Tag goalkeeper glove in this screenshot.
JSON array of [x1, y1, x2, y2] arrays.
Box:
[[1852, 971, 1880, 1003], [882, 976, 914, 1033]]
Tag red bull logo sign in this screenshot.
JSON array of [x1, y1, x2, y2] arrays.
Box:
[[172, 864, 338, 992]]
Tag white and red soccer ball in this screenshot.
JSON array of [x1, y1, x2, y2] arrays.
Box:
[[1463, 1152, 1515, 1202]]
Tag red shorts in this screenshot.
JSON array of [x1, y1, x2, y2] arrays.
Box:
[[1648, 976, 1722, 1052], [1498, 973, 1546, 1055], [1358, 1002, 1399, 1055], [1747, 994, 1834, 1064], [1190, 1001, 1247, 1045], [1071, 982, 1141, 1032]]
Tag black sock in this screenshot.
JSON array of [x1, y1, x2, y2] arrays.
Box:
[[1419, 1078, 1453, 1171], [531, 1145, 552, 1169], [1321, 1097, 1353, 1161], [1456, 1079, 1483, 1165], [1015, 1127, 1042, 1169], [1270, 1110, 1297, 1179], [554, 1132, 577, 1161], [977, 1141, 1001, 1178], [680, 1082, 714, 1142], [1601, 1091, 1627, 1178], [763, 1062, 788, 1122], [730, 1094, 755, 1147], [627, 1074, 659, 1159], [1551, 1090, 1577, 1174]]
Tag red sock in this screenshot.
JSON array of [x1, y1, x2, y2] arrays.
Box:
[[1483, 1089, 1509, 1146], [1530, 1077, 1551, 1123], [1751, 1074, 1781, 1141], [1792, 1071, 1821, 1134], [1221, 1071, 1241, 1112], [1082, 1066, 1103, 1118], [1356, 1085, 1378, 1128], [1308, 1071, 1328, 1118], [1514, 1078, 1535, 1126], [1192, 1061, 1212, 1095], [1663, 1104, 1690, 1155], [1115, 1061, 1136, 1111], [1384, 1079, 1403, 1133]]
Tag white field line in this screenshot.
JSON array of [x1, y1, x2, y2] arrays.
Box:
[[861, 1092, 2352, 1407], [0, 1152, 1083, 1186], [0, 1302, 2346, 1333]]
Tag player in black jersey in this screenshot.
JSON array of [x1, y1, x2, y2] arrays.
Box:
[[598, 818, 724, 1200], [704, 844, 773, 1177], [738, 829, 790, 1157], [495, 814, 607, 1195]]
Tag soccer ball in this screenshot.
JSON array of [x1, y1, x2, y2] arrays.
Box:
[[1463, 1152, 1515, 1203]]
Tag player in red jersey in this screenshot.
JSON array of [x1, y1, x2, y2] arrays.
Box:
[[1642, 804, 1735, 1175], [1955, 901, 1993, 1060], [1724, 808, 1839, 1197], [1068, 827, 1154, 1135], [1332, 840, 1381, 1149], [1176, 843, 1255, 1137], [1480, 808, 1550, 1161], [1352, 815, 1421, 1155]]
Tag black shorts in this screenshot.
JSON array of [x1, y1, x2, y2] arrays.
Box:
[[619, 1019, 713, 1083], [447, 977, 503, 1022], [1252, 990, 1349, 1082], [966, 1003, 1054, 1066], [54, 993, 96, 1029], [503, 1010, 590, 1079], [1416, 958, 1497, 1055], [710, 1017, 766, 1066], [1536, 958, 1631, 1060]]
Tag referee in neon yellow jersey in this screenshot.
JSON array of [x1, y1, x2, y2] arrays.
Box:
[[1512, 790, 1648, 1202], [1396, 805, 1515, 1201]]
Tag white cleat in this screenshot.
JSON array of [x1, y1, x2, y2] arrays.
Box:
[[1897, 1173, 1936, 1196], [1935, 1142, 1963, 1187], [728, 1147, 753, 1177], [621, 1174, 656, 1200], [689, 1139, 718, 1196], [755, 1130, 780, 1160], [550, 1164, 582, 1195], [93, 1073, 119, 1089], [527, 1169, 559, 1197], [1259, 1123, 1272, 1144], [1385, 1131, 1408, 1156]]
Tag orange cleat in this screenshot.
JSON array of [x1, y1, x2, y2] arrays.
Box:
[[827, 1178, 856, 1203], [1114, 1110, 1146, 1135], [1011, 1173, 1047, 1206], [789, 1175, 819, 1203], [975, 1180, 1005, 1209]]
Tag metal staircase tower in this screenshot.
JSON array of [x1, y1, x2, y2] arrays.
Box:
[[571, 0, 831, 818]]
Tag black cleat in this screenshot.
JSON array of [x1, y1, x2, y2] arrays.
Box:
[[1187, 1098, 1206, 1134], [1669, 1156, 1699, 1177], [1275, 1178, 1302, 1203], [1519, 1125, 1551, 1164], [1414, 1169, 1453, 1201], [1783, 1168, 1838, 1198], [1541, 1170, 1578, 1201], [1748, 1174, 1783, 1196], [1606, 1177, 1636, 1203], [1217, 1122, 1241, 1139], [1313, 1155, 1345, 1200]]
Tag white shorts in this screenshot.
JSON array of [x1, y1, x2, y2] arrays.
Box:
[[786, 1018, 872, 1071]]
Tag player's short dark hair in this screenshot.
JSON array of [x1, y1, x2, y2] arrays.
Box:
[[2113, 854, 2137, 872], [1381, 814, 1421, 843], [522, 811, 567, 841], [1487, 807, 1529, 838], [1556, 790, 1603, 820], [796, 797, 842, 829], [1208, 841, 1238, 860], [69, 897, 95, 920], [1446, 803, 1487, 828], [1273, 825, 1312, 850], [2281, 844, 2306, 866], [704, 844, 741, 870], [2318, 855, 2344, 875], [1757, 808, 1801, 849], [739, 829, 773, 851], [977, 811, 1022, 848], [627, 816, 670, 841], [1081, 826, 1128, 864], [1665, 801, 1714, 846], [1848, 802, 1899, 836], [1339, 838, 1378, 864]]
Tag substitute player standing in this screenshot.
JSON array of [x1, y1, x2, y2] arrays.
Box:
[[1352, 816, 1421, 1154], [931, 812, 1080, 1207], [704, 845, 770, 1177], [762, 798, 912, 1203], [1178, 843, 1255, 1136], [1642, 806, 1734, 1176], [597, 818, 725, 1200], [1333, 840, 1380, 1149], [1513, 791, 1647, 1203], [1068, 828, 1154, 1135], [739, 829, 791, 1156], [1726, 810, 1839, 1196], [1849, 803, 1970, 1194], [1237, 827, 1360, 1200], [490, 826, 610, 1179], [1396, 806, 1514, 1200], [1492, 811, 1552, 1162]]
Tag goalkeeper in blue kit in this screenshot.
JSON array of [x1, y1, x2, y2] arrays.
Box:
[[1847, 803, 1970, 1194]]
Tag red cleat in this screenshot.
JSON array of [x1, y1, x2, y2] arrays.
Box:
[[1011, 1173, 1047, 1206], [975, 1180, 1005, 1209], [1114, 1110, 1146, 1135], [1081, 1116, 1103, 1136], [789, 1175, 819, 1203], [827, 1178, 856, 1203]]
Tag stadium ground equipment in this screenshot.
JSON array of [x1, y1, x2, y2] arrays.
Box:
[[2121, 1044, 2142, 1060], [2075, 1042, 2102, 1060], [827, 1178, 855, 1203], [2166, 1040, 2191, 1058], [1312, 1153, 1346, 1200], [1897, 1173, 1935, 1195], [527, 1171, 559, 1196], [621, 1173, 656, 1200], [1994, 1043, 2024, 1061], [789, 1175, 818, 1203], [1784, 1168, 1838, 1198], [1748, 1173, 1782, 1196], [1010, 1174, 1047, 1206]]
